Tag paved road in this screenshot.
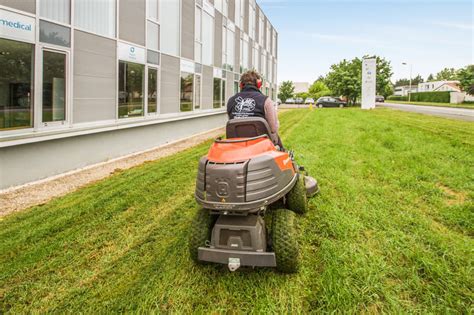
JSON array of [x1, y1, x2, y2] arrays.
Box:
[[377, 102, 474, 122]]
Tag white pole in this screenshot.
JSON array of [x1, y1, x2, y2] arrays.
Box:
[[408, 64, 413, 103]]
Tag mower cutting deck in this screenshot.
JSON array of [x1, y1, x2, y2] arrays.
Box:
[[189, 117, 318, 273]]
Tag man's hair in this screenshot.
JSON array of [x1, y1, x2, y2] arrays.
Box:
[[240, 70, 261, 87]]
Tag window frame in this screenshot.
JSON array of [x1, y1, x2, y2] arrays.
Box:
[[38, 46, 70, 128], [146, 66, 160, 116]]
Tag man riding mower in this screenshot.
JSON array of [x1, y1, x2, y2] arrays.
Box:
[[189, 71, 319, 273]]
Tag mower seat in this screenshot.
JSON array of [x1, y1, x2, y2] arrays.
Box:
[[226, 117, 279, 146]]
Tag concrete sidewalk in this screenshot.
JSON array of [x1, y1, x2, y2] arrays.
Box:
[[377, 102, 474, 122]]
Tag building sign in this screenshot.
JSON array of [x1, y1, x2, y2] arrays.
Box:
[[0, 9, 35, 43], [361, 58, 376, 110], [117, 42, 145, 64]]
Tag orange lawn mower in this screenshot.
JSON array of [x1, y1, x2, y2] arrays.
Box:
[[189, 117, 319, 273]]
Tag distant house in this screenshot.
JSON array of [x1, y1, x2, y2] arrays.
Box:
[[294, 82, 310, 94], [417, 80, 461, 93], [394, 85, 418, 96]]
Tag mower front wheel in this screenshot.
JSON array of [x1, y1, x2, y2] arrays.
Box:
[[189, 208, 215, 263], [272, 209, 300, 273], [287, 174, 308, 214]]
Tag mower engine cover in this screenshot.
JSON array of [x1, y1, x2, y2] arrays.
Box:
[[195, 137, 297, 213]]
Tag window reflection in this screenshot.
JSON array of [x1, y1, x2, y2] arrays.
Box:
[[118, 61, 144, 118], [0, 38, 34, 130], [42, 51, 66, 122], [180, 72, 193, 112], [148, 68, 158, 114]]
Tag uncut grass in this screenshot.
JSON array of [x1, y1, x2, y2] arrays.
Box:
[[1, 108, 473, 313]]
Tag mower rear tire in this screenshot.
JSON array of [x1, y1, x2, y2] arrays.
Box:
[[189, 208, 215, 263], [287, 174, 308, 214], [272, 209, 300, 273]]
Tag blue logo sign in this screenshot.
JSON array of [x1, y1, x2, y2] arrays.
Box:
[[0, 18, 32, 31]]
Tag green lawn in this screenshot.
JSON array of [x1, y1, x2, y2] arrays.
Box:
[[386, 100, 474, 109], [1, 108, 473, 313]]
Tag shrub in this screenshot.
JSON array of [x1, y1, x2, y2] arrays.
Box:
[[410, 91, 450, 103], [387, 95, 408, 101]]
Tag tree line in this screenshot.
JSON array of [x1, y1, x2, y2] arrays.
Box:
[[278, 57, 474, 104]]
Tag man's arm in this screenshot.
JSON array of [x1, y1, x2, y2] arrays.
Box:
[[264, 98, 279, 134]]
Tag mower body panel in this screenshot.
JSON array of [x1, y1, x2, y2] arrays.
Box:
[[195, 137, 296, 213]]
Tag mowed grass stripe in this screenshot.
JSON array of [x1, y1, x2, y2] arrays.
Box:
[[1, 108, 473, 313]]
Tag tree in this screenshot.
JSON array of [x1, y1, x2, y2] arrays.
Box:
[[394, 75, 423, 87], [457, 65, 474, 95], [308, 80, 331, 99], [278, 81, 295, 102], [436, 68, 457, 81], [427, 73, 435, 82], [296, 92, 309, 100], [325, 58, 362, 105], [325, 56, 393, 104], [374, 56, 393, 98]]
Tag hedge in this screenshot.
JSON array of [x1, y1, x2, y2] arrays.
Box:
[[387, 95, 408, 101], [387, 91, 451, 103], [409, 91, 450, 103]]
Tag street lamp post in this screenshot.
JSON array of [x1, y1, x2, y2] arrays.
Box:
[[402, 62, 413, 102]]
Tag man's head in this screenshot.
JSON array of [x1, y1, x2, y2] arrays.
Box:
[[240, 70, 262, 90]]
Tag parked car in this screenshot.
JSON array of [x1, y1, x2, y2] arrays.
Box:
[[304, 98, 315, 104], [286, 98, 295, 104], [376, 95, 385, 102], [316, 97, 347, 108], [295, 97, 304, 104], [276, 98, 282, 105]]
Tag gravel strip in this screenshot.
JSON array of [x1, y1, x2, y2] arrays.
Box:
[[0, 127, 224, 217]]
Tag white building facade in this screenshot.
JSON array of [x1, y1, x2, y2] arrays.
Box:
[[0, 0, 278, 189]]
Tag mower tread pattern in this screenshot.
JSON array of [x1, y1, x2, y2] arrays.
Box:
[[287, 174, 308, 214], [189, 208, 214, 263], [272, 209, 300, 273]]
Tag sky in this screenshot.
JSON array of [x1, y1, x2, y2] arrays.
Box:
[[257, 0, 474, 84]]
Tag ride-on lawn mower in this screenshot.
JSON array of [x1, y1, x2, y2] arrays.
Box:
[[189, 117, 319, 273]]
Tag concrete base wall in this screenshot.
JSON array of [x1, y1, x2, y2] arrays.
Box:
[[0, 113, 227, 189]]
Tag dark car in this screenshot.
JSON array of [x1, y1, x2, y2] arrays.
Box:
[[316, 97, 347, 108], [376, 95, 385, 102]]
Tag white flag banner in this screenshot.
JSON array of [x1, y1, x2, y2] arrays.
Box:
[[362, 58, 376, 110]]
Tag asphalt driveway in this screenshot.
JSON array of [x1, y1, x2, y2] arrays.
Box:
[[377, 102, 474, 122]]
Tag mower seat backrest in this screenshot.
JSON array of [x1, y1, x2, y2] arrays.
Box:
[[226, 117, 279, 145]]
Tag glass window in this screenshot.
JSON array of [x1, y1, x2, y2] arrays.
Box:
[[147, 50, 160, 65], [159, 0, 180, 56], [241, 38, 249, 73], [235, 0, 241, 28], [226, 28, 234, 71], [148, 68, 158, 114], [118, 61, 144, 118], [0, 38, 34, 130], [194, 74, 201, 109], [213, 78, 222, 108], [75, 0, 116, 38], [42, 51, 66, 122], [202, 11, 214, 66], [40, 20, 71, 47], [180, 72, 194, 112], [147, 0, 159, 21], [40, 0, 70, 24], [222, 79, 226, 105], [195, 7, 202, 63], [234, 81, 239, 94], [147, 21, 159, 51]]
